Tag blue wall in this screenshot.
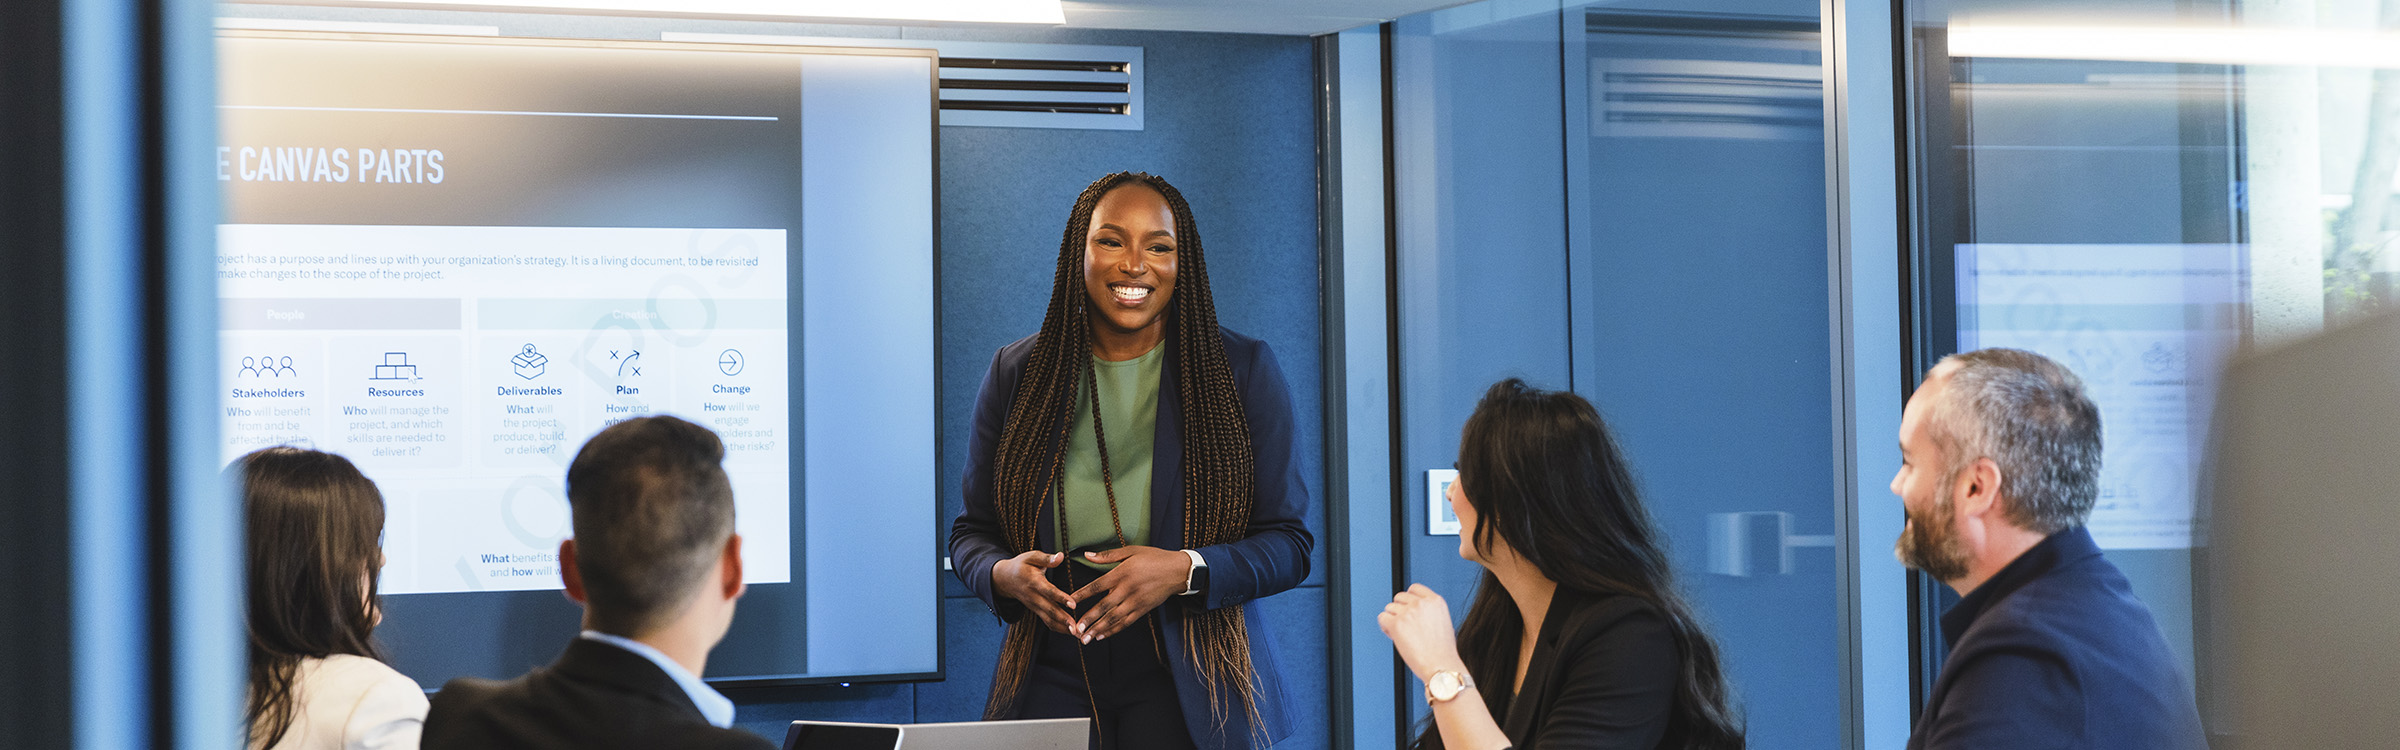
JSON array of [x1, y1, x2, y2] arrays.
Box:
[[718, 27, 1331, 748]]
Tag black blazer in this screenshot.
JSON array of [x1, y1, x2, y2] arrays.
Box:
[[421, 638, 775, 750], [1489, 590, 1679, 749]]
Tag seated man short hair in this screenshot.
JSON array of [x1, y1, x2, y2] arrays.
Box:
[[1892, 348, 2206, 749], [423, 415, 773, 750]]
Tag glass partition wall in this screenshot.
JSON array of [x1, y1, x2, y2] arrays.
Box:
[[1903, 0, 2400, 741], [1380, 0, 2393, 742], [1388, 1, 1842, 747]]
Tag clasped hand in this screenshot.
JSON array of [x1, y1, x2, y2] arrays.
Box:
[[993, 546, 1191, 643]]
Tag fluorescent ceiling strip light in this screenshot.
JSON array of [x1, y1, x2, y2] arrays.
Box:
[[219, 105, 776, 121], [320, 0, 1063, 24], [216, 17, 501, 35], [1948, 25, 2400, 69]]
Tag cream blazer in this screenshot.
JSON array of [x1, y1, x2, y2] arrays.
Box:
[[254, 654, 428, 750]]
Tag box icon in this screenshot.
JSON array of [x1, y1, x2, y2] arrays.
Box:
[[512, 344, 547, 380]]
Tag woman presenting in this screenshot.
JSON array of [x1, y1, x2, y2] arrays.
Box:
[[950, 172, 1313, 750]]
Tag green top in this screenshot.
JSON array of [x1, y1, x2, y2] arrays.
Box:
[[1056, 342, 1163, 570]]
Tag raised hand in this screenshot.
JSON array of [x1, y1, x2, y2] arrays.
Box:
[[1378, 583, 1467, 680], [1067, 545, 1192, 643], [993, 550, 1078, 635]]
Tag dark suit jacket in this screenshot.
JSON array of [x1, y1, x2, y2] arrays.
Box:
[[421, 638, 775, 750], [949, 327, 1315, 750], [1489, 590, 1678, 749], [1907, 526, 2207, 750]]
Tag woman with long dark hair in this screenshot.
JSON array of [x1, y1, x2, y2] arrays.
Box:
[[949, 172, 1314, 750], [239, 446, 426, 750], [1380, 379, 1743, 749]]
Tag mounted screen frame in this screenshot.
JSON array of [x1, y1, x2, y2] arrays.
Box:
[[213, 29, 945, 689]]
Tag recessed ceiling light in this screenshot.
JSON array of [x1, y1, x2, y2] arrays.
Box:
[[311, 0, 1064, 24]]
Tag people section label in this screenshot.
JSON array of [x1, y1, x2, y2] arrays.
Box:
[[218, 224, 791, 594]]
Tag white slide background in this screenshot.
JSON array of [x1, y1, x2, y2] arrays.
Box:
[[218, 223, 791, 594]]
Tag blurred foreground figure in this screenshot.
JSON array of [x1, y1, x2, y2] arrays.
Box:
[[2202, 313, 2400, 746], [1891, 349, 2205, 750]]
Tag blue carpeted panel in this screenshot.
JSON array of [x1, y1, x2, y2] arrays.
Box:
[[931, 27, 1328, 591], [1255, 586, 1333, 750], [747, 24, 1329, 742], [726, 681, 917, 742], [915, 595, 1014, 723]]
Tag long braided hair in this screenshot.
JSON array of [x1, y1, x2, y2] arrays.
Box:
[[982, 172, 1264, 740]]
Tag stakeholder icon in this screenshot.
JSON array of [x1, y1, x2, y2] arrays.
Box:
[[239, 355, 298, 378]]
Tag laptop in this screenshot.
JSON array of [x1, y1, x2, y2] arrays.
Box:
[[783, 718, 1088, 750]]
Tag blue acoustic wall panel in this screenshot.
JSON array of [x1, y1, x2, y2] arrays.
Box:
[[1255, 587, 1332, 750], [913, 596, 1012, 721], [932, 25, 1328, 591], [732, 682, 918, 740], [735, 25, 1330, 744]]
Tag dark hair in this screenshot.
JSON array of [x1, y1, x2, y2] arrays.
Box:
[[1930, 348, 2103, 534], [565, 415, 736, 636], [982, 172, 1263, 736], [1421, 379, 1744, 750], [239, 446, 390, 749]]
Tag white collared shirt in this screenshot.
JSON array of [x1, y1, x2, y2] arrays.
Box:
[[577, 631, 736, 729]]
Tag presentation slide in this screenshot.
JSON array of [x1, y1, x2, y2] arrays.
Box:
[[219, 225, 792, 594], [217, 31, 939, 685]]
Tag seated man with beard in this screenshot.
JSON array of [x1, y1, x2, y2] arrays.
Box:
[[1890, 349, 2206, 749]]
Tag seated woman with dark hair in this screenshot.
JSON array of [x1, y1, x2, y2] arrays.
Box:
[[1379, 380, 1745, 750], [238, 446, 425, 750]]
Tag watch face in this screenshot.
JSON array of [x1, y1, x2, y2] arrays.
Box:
[[1428, 671, 1463, 701]]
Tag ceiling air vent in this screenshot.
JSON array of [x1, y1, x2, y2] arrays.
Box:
[[1585, 11, 1822, 141], [935, 51, 1139, 128], [1591, 58, 1821, 140], [663, 33, 1143, 131]]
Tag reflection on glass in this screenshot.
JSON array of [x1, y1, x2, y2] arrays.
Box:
[[1910, 0, 2400, 736]]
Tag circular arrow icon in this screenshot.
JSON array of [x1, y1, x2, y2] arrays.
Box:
[[718, 349, 746, 376]]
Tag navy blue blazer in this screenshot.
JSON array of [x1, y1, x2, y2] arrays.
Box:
[[949, 326, 1314, 750], [1908, 526, 2206, 750]]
